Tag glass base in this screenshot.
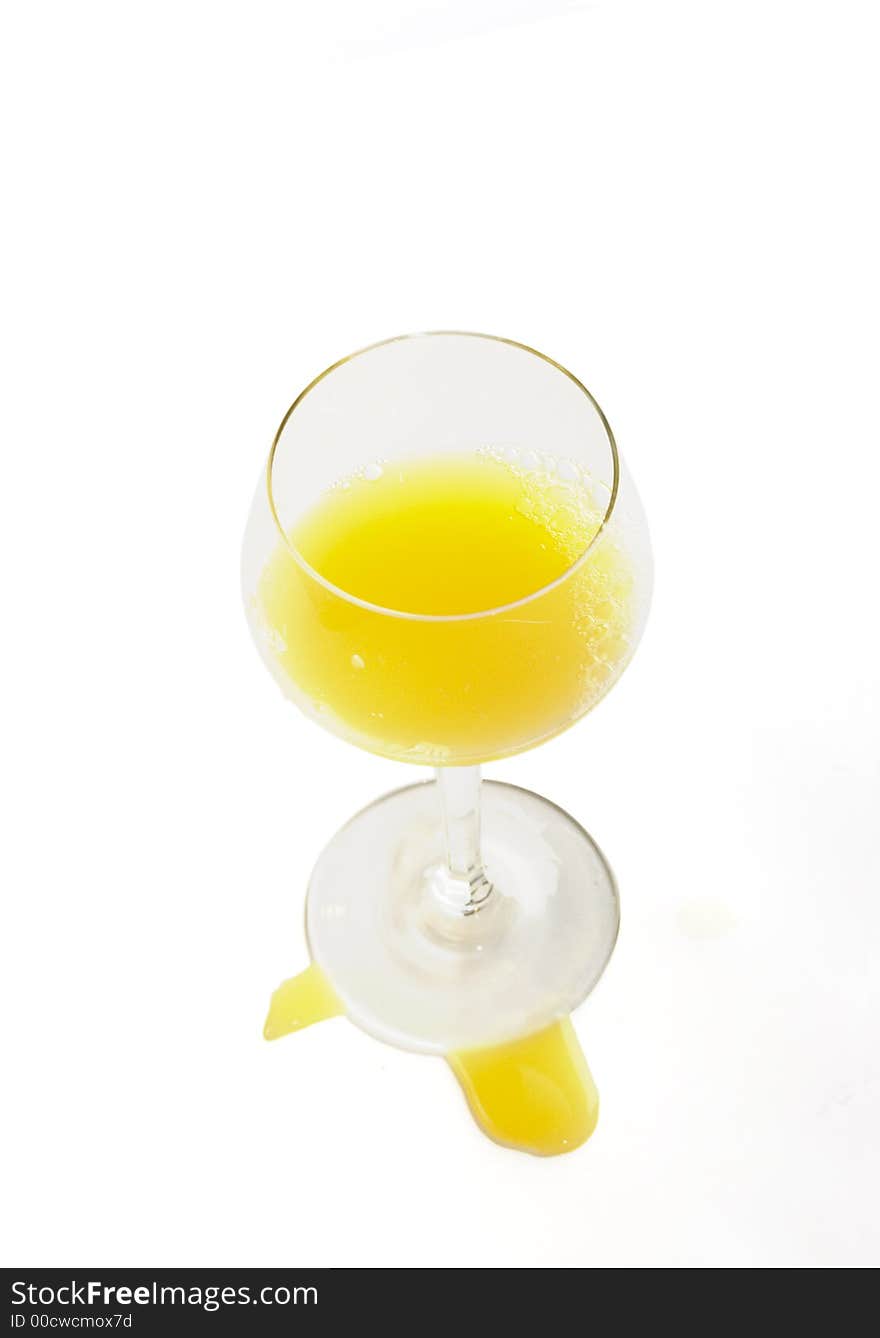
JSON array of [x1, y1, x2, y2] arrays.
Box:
[[306, 780, 619, 1054]]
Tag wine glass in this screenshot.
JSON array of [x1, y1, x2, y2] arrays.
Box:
[[242, 332, 652, 1057]]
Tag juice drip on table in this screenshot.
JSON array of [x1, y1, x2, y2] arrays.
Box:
[[448, 1019, 599, 1156], [263, 966, 599, 1157], [262, 963, 344, 1038]]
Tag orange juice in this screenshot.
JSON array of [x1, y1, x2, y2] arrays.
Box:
[[254, 452, 633, 764], [264, 964, 599, 1156]]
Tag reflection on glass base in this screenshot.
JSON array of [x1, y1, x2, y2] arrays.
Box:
[[306, 780, 620, 1055]]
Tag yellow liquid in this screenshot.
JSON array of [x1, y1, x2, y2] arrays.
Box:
[[263, 964, 344, 1039], [448, 1019, 599, 1156], [264, 966, 598, 1156], [256, 452, 633, 764]]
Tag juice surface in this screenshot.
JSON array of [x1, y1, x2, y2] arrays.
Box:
[[256, 452, 633, 763], [294, 452, 587, 615]]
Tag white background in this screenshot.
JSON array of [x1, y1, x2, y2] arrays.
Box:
[[2, 0, 878, 1269]]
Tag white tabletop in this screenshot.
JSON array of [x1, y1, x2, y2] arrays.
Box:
[[3, 1, 878, 1268]]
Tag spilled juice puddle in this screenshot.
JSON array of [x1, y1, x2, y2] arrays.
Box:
[[264, 965, 598, 1156], [448, 1019, 598, 1156], [263, 963, 344, 1038]]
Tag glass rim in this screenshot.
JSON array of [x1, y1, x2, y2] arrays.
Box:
[[265, 330, 620, 623]]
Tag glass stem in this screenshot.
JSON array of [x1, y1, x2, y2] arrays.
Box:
[[435, 765, 493, 914]]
